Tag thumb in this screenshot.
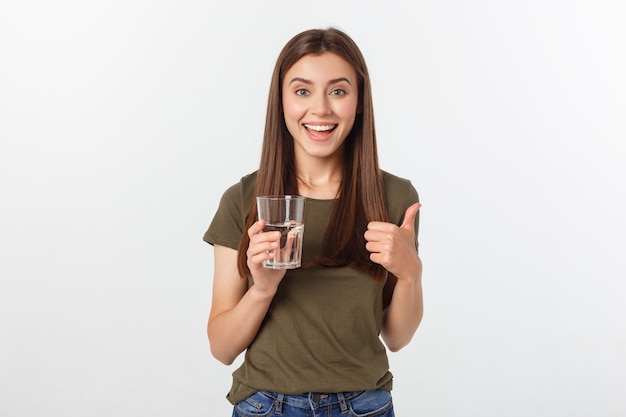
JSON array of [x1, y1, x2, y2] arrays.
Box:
[[400, 202, 422, 233]]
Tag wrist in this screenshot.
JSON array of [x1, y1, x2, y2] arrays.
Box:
[[249, 282, 278, 301], [393, 273, 421, 288]]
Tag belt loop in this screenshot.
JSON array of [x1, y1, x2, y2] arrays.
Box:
[[275, 393, 284, 414], [337, 392, 348, 413]]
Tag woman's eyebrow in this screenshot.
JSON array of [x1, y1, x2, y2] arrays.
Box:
[[288, 77, 312, 85], [328, 77, 352, 86], [288, 77, 352, 86]]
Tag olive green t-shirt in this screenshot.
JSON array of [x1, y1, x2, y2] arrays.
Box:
[[203, 170, 419, 405]]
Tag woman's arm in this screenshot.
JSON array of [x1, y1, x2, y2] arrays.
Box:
[[365, 202, 424, 351], [207, 221, 286, 365], [381, 266, 423, 351]]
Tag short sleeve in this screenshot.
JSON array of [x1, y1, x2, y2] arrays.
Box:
[[203, 173, 257, 250], [382, 171, 420, 249]]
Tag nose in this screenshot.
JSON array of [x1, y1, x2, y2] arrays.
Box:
[[311, 94, 332, 116]]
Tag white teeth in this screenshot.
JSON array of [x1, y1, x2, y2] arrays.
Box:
[[304, 124, 335, 131]]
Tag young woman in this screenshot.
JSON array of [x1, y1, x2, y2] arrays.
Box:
[[204, 27, 423, 417]]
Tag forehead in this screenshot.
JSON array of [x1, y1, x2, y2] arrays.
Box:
[[284, 52, 357, 83]]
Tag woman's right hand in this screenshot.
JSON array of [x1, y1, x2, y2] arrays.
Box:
[[246, 220, 287, 296]]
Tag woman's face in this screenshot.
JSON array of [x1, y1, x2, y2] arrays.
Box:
[[282, 52, 359, 164]]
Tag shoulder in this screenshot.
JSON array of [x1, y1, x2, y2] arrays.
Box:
[[381, 170, 420, 224], [240, 171, 258, 192], [221, 171, 258, 203], [205, 171, 258, 247], [381, 170, 412, 186], [381, 170, 418, 199]]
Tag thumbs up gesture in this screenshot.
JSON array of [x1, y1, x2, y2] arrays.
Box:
[[364, 202, 422, 280]]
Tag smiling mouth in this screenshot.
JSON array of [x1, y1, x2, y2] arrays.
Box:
[[303, 124, 337, 133]]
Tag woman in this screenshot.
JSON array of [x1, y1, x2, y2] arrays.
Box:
[[204, 27, 423, 417]]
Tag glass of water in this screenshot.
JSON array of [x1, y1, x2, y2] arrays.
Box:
[[256, 195, 305, 269]]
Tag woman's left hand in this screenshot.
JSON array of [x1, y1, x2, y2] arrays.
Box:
[[364, 203, 422, 281]]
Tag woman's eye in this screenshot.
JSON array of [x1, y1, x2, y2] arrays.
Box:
[[295, 89, 309, 96], [330, 89, 346, 96]]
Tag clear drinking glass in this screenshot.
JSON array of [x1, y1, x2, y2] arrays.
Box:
[[256, 195, 305, 269]]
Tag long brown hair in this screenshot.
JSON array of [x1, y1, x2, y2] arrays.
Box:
[[237, 28, 388, 280]]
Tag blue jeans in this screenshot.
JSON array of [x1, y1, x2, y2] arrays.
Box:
[[231, 389, 394, 417]]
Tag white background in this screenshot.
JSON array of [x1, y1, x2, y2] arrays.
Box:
[[1, 1, 625, 416]]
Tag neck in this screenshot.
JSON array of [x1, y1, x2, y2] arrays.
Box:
[[296, 165, 342, 200]]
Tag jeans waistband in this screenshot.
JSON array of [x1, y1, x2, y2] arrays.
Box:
[[259, 390, 363, 411]]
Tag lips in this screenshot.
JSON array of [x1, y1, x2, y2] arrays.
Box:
[[303, 123, 337, 141], [304, 124, 337, 132]]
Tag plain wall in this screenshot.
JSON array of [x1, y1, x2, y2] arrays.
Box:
[[1, 1, 625, 416]]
